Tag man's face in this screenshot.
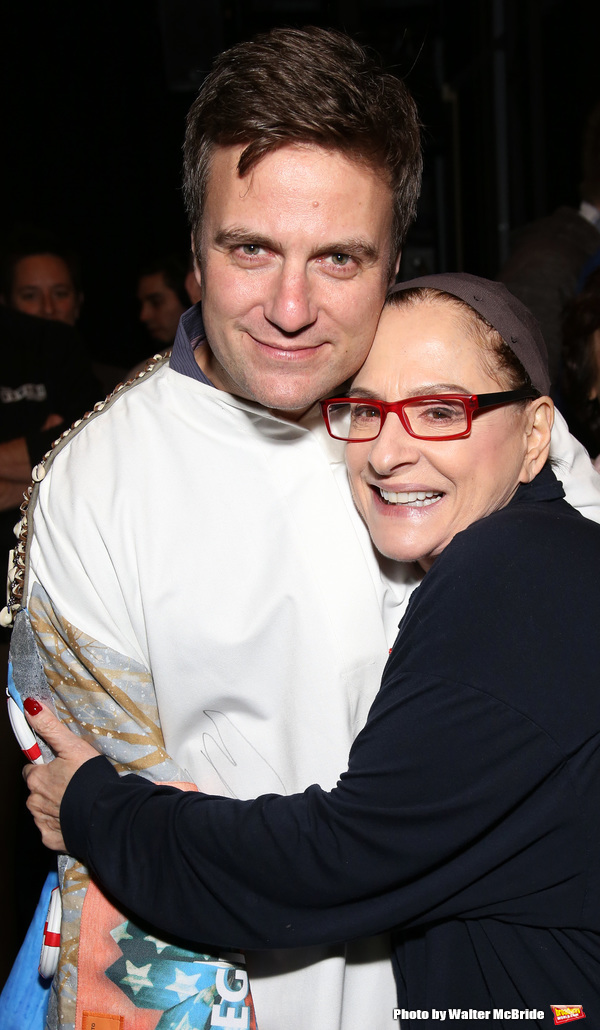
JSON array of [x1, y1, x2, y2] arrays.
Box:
[[195, 143, 397, 418], [9, 253, 82, 325], [137, 272, 186, 344]]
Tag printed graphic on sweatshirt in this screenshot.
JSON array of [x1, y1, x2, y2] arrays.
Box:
[[12, 585, 256, 1030]]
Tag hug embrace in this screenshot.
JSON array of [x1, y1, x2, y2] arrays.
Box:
[[25, 273, 600, 1028]]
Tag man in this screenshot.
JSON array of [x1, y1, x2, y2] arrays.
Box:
[[1, 230, 125, 395], [1, 235, 83, 327], [498, 100, 600, 386], [6, 25, 600, 1030], [136, 256, 188, 346], [0, 235, 102, 523]]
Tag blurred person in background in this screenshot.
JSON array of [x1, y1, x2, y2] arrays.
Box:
[[1, 243, 82, 326], [498, 101, 600, 387], [0, 230, 103, 526], [1, 228, 125, 394], [136, 254, 188, 348], [0, 235, 104, 981], [556, 267, 600, 467], [0, 303, 103, 990]]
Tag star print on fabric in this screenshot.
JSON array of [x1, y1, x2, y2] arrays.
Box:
[[144, 935, 171, 953], [120, 959, 153, 995], [164, 967, 203, 1003], [110, 922, 134, 945], [171, 1011, 202, 1030]]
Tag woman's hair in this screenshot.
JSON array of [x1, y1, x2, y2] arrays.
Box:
[[385, 287, 534, 392], [559, 271, 600, 453]]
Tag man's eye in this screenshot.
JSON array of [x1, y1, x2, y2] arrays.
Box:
[[240, 244, 263, 256], [330, 253, 351, 266]]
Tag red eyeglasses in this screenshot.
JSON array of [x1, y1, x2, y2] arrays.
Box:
[[320, 387, 539, 442]]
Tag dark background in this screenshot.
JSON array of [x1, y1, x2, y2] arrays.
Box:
[[2, 0, 599, 366]]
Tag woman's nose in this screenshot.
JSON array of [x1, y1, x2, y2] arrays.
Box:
[[367, 412, 421, 474]]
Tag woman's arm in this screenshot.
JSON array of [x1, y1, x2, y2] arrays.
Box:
[[25, 648, 581, 954], [25, 503, 596, 953]]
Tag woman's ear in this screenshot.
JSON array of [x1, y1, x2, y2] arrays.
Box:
[[519, 397, 554, 483]]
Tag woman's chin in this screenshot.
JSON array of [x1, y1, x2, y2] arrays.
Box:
[[369, 532, 437, 568], [365, 507, 446, 567]]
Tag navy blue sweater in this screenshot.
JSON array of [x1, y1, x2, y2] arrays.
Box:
[[62, 466, 600, 1027]]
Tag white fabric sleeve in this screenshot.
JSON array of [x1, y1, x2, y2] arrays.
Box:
[[549, 409, 600, 522]]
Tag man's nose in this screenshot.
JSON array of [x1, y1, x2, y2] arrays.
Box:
[[264, 266, 317, 334], [368, 412, 421, 474], [42, 292, 56, 318]]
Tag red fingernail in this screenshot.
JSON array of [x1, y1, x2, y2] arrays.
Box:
[[24, 697, 42, 716]]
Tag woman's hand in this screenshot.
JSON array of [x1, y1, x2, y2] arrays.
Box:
[[22, 699, 100, 851]]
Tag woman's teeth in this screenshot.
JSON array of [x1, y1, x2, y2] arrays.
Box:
[[379, 489, 441, 507]]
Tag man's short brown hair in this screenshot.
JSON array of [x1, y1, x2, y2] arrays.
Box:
[[183, 26, 422, 273]]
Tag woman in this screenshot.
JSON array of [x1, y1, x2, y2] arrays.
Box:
[[25, 274, 600, 1025]]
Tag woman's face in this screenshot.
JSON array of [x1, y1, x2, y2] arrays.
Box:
[[345, 300, 539, 571]]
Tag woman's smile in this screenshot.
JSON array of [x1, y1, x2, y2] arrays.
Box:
[[345, 301, 538, 570]]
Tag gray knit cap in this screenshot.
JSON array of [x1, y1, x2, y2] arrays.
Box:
[[388, 273, 551, 395]]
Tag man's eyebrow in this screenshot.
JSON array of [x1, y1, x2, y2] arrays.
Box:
[[213, 228, 276, 250], [323, 238, 380, 261]]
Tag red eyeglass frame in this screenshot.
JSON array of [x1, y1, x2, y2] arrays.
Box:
[[320, 387, 539, 442]]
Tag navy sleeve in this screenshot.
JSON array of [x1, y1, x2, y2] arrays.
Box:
[[60, 672, 585, 950], [59, 501, 599, 952]]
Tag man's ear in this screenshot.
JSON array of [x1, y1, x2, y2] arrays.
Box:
[[391, 250, 401, 286], [190, 232, 202, 288], [519, 396, 554, 483]]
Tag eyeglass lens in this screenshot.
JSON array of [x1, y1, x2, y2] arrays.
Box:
[[326, 399, 469, 440]]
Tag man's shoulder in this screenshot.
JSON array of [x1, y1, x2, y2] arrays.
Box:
[[33, 358, 273, 493], [34, 359, 175, 475]]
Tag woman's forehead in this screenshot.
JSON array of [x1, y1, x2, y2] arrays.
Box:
[[354, 300, 493, 392], [372, 300, 477, 361]]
